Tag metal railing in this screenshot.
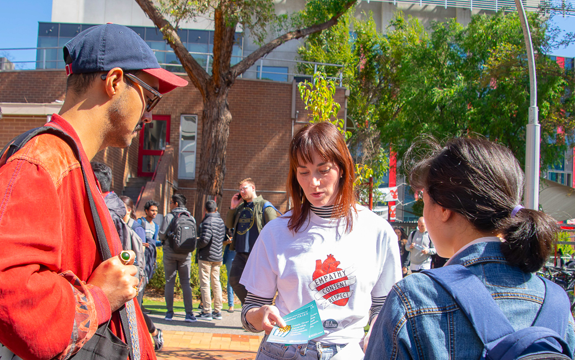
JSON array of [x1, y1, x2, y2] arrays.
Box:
[[371, 0, 541, 12], [0, 47, 345, 86]]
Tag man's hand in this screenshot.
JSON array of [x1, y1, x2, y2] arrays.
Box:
[[87, 250, 139, 312], [223, 239, 232, 246], [230, 192, 242, 209], [143, 243, 150, 248], [422, 248, 429, 255], [410, 243, 415, 249]]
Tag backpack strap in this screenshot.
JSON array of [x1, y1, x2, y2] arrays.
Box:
[[262, 201, 282, 226], [423, 265, 572, 359], [408, 230, 416, 243], [1, 126, 136, 360]]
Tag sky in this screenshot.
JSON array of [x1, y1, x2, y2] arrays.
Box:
[[0, 0, 573, 67], [0, 0, 52, 68]]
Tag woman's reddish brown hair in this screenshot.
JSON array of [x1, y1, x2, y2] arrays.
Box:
[[287, 122, 356, 233]]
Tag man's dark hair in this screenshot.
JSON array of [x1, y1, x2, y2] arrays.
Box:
[[66, 70, 139, 96], [91, 161, 112, 193], [145, 200, 159, 211], [205, 200, 217, 213], [172, 194, 187, 207]]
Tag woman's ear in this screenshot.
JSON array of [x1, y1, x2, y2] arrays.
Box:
[[440, 206, 453, 223]]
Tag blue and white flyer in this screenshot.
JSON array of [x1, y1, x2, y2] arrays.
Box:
[[267, 300, 325, 344]]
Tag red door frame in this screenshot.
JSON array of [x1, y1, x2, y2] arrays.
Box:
[[138, 114, 171, 177]]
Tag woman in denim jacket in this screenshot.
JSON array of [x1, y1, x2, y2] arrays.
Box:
[[365, 138, 575, 359]]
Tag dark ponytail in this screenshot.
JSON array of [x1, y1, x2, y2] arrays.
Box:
[[406, 137, 557, 273], [499, 209, 558, 272]]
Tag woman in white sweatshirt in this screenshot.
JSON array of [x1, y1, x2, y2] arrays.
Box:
[[239, 122, 402, 360]]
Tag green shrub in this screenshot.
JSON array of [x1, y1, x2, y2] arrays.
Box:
[[147, 245, 229, 299]]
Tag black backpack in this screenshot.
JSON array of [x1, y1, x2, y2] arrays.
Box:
[[168, 211, 197, 254]]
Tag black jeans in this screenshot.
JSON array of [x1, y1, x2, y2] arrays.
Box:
[[229, 252, 250, 305]]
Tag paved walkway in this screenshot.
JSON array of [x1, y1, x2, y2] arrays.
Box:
[[145, 308, 264, 359], [156, 332, 262, 360]]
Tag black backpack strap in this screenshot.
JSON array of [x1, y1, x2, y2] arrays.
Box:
[[2, 126, 135, 359]]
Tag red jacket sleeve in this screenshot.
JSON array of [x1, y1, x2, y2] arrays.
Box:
[[0, 159, 102, 359]]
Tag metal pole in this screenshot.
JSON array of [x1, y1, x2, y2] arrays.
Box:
[[514, 0, 540, 210]]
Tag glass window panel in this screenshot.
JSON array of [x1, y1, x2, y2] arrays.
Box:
[[553, 159, 565, 171], [39, 22, 58, 37], [80, 24, 97, 32], [177, 29, 188, 43], [257, 66, 288, 82], [129, 26, 146, 39], [179, 115, 197, 179], [186, 42, 208, 54], [145, 28, 165, 41], [550, 172, 557, 182], [60, 23, 82, 37], [142, 155, 160, 174], [143, 120, 167, 151], [232, 45, 242, 66], [165, 51, 182, 72], [234, 32, 243, 47], [187, 43, 209, 68], [37, 36, 59, 69], [58, 37, 73, 46], [189, 30, 208, 44], [146, 41, 165, 64]]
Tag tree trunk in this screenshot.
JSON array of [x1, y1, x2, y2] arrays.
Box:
[[193, 86, 233, 220]]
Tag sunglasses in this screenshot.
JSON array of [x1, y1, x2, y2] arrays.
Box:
[[101, 72, 162, 112]]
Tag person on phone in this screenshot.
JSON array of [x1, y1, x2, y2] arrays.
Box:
[[405, 217, 436, 272], [226, 178, 279, 305]]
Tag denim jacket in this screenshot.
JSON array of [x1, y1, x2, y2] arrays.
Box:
[[365, 241, 575, 359]]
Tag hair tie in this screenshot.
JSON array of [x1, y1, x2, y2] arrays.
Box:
[[511, 205, 524, 217]]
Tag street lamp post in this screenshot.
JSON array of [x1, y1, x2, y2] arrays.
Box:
[[514, 0, 540, 210]]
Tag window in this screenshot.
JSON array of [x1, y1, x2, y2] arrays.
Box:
[[35, 22, 243, 73], [257, 66, 289, 82], [178, 115, 197, 179]]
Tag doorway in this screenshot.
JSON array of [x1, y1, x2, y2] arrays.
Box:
[[138, 115, 170, 176]]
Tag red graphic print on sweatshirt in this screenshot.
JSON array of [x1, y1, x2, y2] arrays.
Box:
[[309, 254, 357, 307]]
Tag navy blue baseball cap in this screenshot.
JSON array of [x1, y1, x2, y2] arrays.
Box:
[[63, 23, 188, 94]]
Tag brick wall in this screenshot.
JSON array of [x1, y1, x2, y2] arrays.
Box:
[[0, 115, 49, 147], [0, 70, 347, 219]]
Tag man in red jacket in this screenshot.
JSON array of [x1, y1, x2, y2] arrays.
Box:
[[0, 24, 187, 359]]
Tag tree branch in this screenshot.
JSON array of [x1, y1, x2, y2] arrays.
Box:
[[135, 0, 210, 96], [230, 0, 356, 79], [211, 7, 236, 88]]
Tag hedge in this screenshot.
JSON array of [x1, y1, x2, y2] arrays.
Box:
[[147, 246, 229, 299]]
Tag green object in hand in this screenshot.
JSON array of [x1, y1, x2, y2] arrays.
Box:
[[121, 251, 131, 261]]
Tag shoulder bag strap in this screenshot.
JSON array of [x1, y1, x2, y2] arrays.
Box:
[[1, 127, 136, 360]]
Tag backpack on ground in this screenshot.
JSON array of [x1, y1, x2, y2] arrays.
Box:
[[423, 265, 573, 360], [124, 219, 146, 287], [168, 211, 197, 254], [262, 201, 282, 226]]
